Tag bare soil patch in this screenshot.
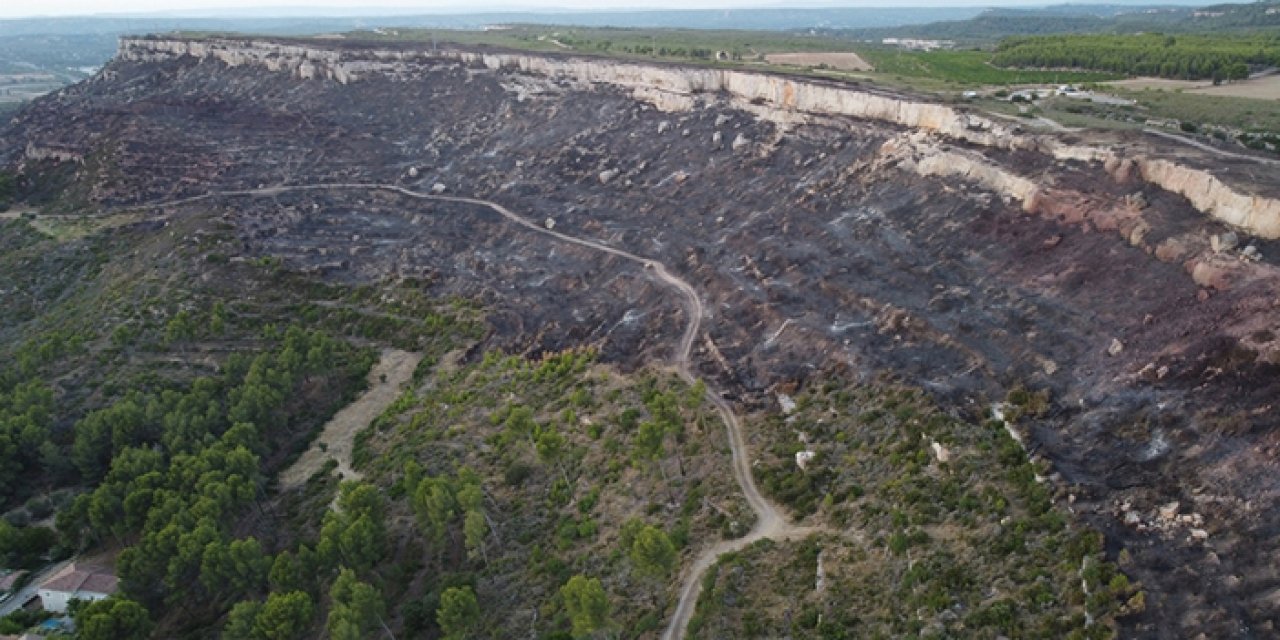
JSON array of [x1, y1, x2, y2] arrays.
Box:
[[1190, 74, 1280, 100], [1107, 75, 1280, 100], [278, 348, 422, 489], [765, 52, 872, 72], [1106, 77, 1207, 91]]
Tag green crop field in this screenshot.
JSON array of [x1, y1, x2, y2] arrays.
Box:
[[852, 47, 1121, 86]]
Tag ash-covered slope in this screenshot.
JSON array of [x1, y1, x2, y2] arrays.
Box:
[[5, 36, 1280, 637]]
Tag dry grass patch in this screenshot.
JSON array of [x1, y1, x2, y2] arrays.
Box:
[[765, 52, 873, 72]]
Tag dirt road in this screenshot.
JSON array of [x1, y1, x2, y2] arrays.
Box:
[[136, 183, 804, 639], [1143, 128, 1280, 167], [277, 348, 422, 489]]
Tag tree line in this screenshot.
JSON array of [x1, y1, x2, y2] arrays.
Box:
[[992, 33, 1280, 80]]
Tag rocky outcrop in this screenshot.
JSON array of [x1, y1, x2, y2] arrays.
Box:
[[24, 142, 84, 164], [115, 36, 1280, 239], [1137, 159, 1280, 239], [896, 141, 1042, 212]]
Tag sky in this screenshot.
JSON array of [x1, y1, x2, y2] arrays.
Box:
[[0, 0, 1105, 20]]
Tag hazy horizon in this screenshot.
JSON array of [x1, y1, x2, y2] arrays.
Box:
[[0, 0, 1213, 21]]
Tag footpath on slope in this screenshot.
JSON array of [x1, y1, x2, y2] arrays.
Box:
[[278, 348, 422, 490], [136, 183, 809, 640]]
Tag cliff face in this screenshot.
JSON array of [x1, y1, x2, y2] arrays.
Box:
[[116, 36, 1280, 239]]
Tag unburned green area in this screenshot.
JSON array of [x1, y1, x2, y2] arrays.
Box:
[[993, 33, 1280, 81], [697, 382, 1142, 638], [854, 47, 1120, 86]]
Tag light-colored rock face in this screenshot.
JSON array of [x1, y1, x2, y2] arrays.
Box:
[[1137, 159, 1280, 239], [116, 37, 1280, 239], [24, 142, 84, 164]]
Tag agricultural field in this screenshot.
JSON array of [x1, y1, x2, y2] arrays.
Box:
[[851, 47, 1121, 86], [1114, 87, 1280, 131], [763, 52, 873, 72], [1108, 73, 1280, 101], [1188, 73, 1280, 100]]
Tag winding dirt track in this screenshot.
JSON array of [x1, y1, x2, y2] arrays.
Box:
[[138, 183, 806, 639], [1143, 128, 1280, 167]]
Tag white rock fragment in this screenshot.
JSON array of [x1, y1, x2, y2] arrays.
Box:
[[431, 183, 447, 194], [407, 166, 419, 178], [657, 121, 671, 134], [931, 441, 951, 464], [1108, 338, 1125, 357], [598, 169, 619, 185], [1159, 501, 1180, 522], [1211, 231, 1239, 254], [732, 133, 750, 152], [544, 217, 556, 230], [715, 114, 732, 127], [712, 131, 723, 147], [796, 450, 816, 471], [777, 393, 797, 415]]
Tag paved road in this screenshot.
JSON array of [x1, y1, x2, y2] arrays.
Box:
[[133, 183, 808, 640]]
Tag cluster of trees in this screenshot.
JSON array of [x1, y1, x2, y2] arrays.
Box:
[[993, 33, 1279, 80], [0, 171, 14, 210], [38, 327, 366, 633], [217, 481, 391, 639], [550, 34, 728, 61], [75, 598, 153, 640], [632, 381, 703, 490], [409, 466, 490, 563], [0, 380, 55, 506], [0, 338, 89, 512], [0, 518, 56, 570], [347, 344, 719, 637], [743, 381, 1144, 637]]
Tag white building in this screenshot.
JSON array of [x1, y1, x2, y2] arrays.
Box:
[[37, 563, 117, 613]]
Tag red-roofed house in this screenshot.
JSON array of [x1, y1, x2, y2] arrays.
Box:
[[37, 563, 117, 613]]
